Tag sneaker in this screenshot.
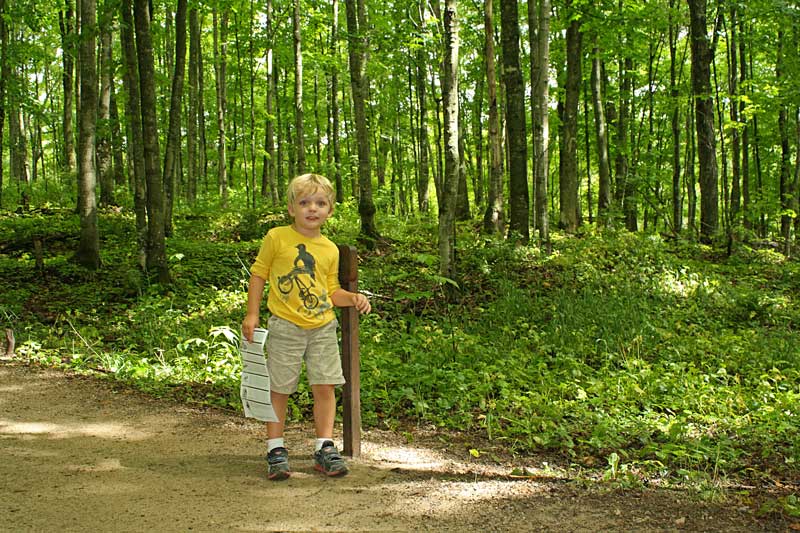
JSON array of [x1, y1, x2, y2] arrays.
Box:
[[267, 447, 291, 480], [314, 440, 348, 477]]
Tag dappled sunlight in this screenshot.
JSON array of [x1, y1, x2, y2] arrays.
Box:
[[363, 441, 449, 470], [0, 419, 152, 440], [656, 267, 715, 298]]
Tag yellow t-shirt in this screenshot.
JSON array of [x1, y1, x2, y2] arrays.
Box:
[[250, 225, 341, 329]]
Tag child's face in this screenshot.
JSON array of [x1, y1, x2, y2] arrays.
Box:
[[288, 188, 334, 237]]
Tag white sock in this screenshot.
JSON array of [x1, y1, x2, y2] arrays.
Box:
[[315, 438, 333, 451], [267, 438, 285, 452]]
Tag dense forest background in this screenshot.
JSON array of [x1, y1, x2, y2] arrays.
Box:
[[1, 0, 799, 515], [2, 0, 800, 261]]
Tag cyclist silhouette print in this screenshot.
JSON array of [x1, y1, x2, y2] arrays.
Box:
[[293, 244, 316, 279], [277, 244, 330, 314]]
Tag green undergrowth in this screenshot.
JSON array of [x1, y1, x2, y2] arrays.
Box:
[[2, 198, 799, 498]]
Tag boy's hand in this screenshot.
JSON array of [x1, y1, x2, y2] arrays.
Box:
[[352, 293, 371, 314], [241, 314, 259, 342]]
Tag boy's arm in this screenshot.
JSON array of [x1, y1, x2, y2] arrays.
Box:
[[242, 274, 267, 342], [330, 288, 371, 314]]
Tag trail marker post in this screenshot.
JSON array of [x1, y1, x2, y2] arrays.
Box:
[[337, 244, 361, 458]]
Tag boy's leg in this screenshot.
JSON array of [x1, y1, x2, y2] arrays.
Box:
[[311, 384, 348, 476], [267, 391, 290, 439], [266, 391, 291, 480], [311, 384, 336, 440]]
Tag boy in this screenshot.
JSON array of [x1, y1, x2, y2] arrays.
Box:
[[242, 173, 371, 480]]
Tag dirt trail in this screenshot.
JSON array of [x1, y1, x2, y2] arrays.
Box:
[[0, 362, 789, 532]]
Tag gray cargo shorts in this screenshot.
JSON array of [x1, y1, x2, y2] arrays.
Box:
[[266, 315, 345, 394]]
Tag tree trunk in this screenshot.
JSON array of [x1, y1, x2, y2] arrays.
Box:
[[456, 104, 470, 221], [483, 0, 503, 234], [134, 0, 169, 282], [109, 83, 125, 187], [531, 0, 550, 249], [500, 0, 529, 242], [120, 0, 147, 268], [344, 0, 380, 240], [76, 0, 100, 269], [414, 1, 431, 213], [213, 9, 228, 205], [293, 0, 305, 174], [96, 19, 113, 206], [187, 6, 199, 202], [261, 0, 278, 203], [614, 47, 632, 229], [686, 94, 697, 233], [330, 0, 342, 204], [591, 36, 612, 226], [439, 0, 460, 284], [669, 0, 682, 233], [777, 31, 792, 252], [559, 8, 580, 233], [8, 55, 29, 185], [163, 0, 187, 237], [472, 74, 484, 208], [794, 106, 800, 249], [739, 17, 751, 231], [59, 0, 78, 173], [687, 0, 719, 241], [727, 3, 740, 227], [0, 0, 6, 208]]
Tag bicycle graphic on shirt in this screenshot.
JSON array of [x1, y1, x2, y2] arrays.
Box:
[[277, 267, 319, 310]]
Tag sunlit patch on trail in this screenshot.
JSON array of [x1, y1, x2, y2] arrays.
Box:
[[0, 419, 151, 440]]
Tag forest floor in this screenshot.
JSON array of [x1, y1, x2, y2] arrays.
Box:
[[0, 361, 794, 532]]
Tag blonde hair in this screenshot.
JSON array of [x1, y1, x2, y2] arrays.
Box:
[[287, 173, 335, 206]]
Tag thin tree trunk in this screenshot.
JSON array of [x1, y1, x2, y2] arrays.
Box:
[[727, 4, 740, 227], [109, 83, 125, 187], [687, 0, 719, 241], [472, 74, 484, 208], [187, 6, 199, 202], [591, 36, 612, 225], [739, 17, 751, 231], [163, 0, 187, 237], [344, 0, 379, 240], [669, 0, 682, 233], [532, 0, 550, 249], [0, 0, 6, 208], [483, 0, 503, 234], [413, 0, 431, 213], [456, 106, 470, 221], [262, 0, 278, 203], [686, 94, 697, 233], [614, 44, 632, 229], [120, 0, 147, 267], [76, 0, 100, 269], [134, 0, 169, 282], [96, 19, 113, 206], [330, 0, 342, 203], [500, 0, 529, 242], [293, 0, 305, 174], [213, 9, 229, 205], [777, 31, 792, 252], [59, 0, 78, 173], [439, 0, 460, 284], [559, 6, 580, 233]]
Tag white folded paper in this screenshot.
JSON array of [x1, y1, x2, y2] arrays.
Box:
[[240, 328, 278, 422]]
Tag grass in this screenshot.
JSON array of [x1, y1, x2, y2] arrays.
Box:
[[2, 193, 799, 507]]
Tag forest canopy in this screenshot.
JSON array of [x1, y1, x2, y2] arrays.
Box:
[[0, 0, 798, 262]]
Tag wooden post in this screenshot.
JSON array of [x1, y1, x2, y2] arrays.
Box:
[[337, 244, 361, 457]]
